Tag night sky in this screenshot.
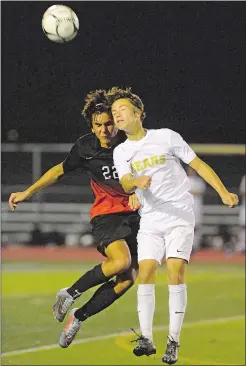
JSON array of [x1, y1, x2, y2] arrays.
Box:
[[2, 1, 245, 144]]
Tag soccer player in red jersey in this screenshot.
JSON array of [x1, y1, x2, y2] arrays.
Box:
[[8, 90, 140, 348]]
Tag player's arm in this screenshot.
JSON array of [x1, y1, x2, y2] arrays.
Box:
[[120, 174, 152, 193], [169, 129, 239, 208], [189, 157, 239, 208], [9, 138, 84, 211], [113, 146, 151, 194], [9, 163, 64, 211]]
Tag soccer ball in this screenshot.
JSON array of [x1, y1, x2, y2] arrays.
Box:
[[42, 5, 79, 43]]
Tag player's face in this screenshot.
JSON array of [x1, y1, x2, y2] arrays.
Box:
[[91, 112, 118, 147], [111, 98, 141, 133]]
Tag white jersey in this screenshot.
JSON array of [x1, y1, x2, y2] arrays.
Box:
[[188, 176, 206, 225], [113, 128, 197, 223]]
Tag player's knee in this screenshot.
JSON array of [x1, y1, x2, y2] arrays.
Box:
[[138, 260, 158, 284], [178, 272, 185, 283], [114, 279, 134, 294], [139, 271, 157, 283], [167, 258, 186, 284], [167, 271, 180, 284]]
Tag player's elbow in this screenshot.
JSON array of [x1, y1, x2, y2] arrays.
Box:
[[121, 175, 135, 194], [121, 181, 135, 194], [122, 184, 133, 194], [120, 177, 133, 194], [189, 157, 205, 173], [54, 163, 64, 180]]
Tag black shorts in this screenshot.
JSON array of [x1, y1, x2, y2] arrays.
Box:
[[91, 212, 140, 257]]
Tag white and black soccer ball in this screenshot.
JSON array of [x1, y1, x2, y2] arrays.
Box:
[[42, 5, 79, 43]]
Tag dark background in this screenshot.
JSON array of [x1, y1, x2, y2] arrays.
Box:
[[2, 1, 245, 144]]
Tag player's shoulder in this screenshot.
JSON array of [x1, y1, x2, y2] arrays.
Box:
[[70, 133, 97, 156], [113, 141, 126, 155], [147, 128, 175, 141], [74, 133, 96, 149], [76, 132, 95, 145], [154, 128, 184, 141]]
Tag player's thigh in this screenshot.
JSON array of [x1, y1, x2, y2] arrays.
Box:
[[165, 225, 194, 264], [105, 239, 131, 262], [91, 213, 132, 257], [137, 231, 165, 265], [137, 231, 164, 283]]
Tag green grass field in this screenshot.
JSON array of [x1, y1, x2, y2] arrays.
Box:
[[1, 261, 245, 365]]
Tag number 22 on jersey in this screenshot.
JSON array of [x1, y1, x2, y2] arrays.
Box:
[[102, 166, 119, 180]]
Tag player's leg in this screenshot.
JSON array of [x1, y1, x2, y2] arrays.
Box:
[[74, 255, 138, 321], [57, 213, 140, 348], [67, 213, 134, 296], [68, 238, 132, 295], [71, 212, 140, 322], [59, 256, 138, 348], [132, 232, 165, 357], [53, 214, 132, 322], [53, 239, 131, 322], [162, 225, 194, 365]]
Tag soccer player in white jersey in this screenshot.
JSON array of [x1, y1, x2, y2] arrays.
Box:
[[107, 87, 239, 365]]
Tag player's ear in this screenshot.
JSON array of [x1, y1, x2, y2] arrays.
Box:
[[91, 128, 95, 134], [134, 108, 142, 120]]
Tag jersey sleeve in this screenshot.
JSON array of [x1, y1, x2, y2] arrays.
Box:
[[62, 140, 85, 174], [168, 129, 197, 164], [113, 145, 132, 180]]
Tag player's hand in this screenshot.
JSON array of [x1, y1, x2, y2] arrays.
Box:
[[135, 176, 152, 190], [9, 191, 31, 211], [220, 191, 239, 208], [128, 193, 141, 211]]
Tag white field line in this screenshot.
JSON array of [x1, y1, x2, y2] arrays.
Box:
[[1, 315, 244, 358]]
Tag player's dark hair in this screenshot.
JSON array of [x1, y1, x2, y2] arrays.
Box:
[[107, 87, 146, 122], [82, 89, 111, 127]]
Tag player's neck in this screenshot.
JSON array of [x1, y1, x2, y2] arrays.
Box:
[[126, 127, 147, 141], [99, 133, 119, 148], [100, 142, 111, 148]]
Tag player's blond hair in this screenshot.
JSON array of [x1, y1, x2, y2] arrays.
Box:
[[107, 87, 146, 122], [82, 89, 111, 127]]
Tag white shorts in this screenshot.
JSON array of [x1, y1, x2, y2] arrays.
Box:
[[137, 214, 194, 264]]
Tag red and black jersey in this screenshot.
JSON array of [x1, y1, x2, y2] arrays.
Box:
[[62, 131, 133, 220]]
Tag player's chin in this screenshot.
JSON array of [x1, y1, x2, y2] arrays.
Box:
[[115, 122, 126, 130]]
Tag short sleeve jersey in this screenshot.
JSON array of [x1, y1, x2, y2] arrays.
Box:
[[63, 131, 133, 220], [113, 128, 197, 215]]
